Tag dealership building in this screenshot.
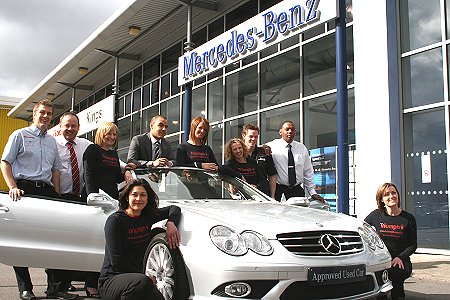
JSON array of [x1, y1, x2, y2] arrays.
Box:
[[7, 0, 450, 253]]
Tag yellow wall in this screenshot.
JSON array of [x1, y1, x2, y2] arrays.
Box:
[[0, 107, 28, 191]]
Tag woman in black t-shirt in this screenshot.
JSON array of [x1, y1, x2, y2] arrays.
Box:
[[98, 179, 181, 300], [223, 138, 268, 194], [365, 182, 417, 300], [176, 117, 219, 171]]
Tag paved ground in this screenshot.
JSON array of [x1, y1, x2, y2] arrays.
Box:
[[0, 253, 449, 299]]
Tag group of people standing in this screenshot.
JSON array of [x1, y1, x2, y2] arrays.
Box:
[[1, 99, 417, 300]]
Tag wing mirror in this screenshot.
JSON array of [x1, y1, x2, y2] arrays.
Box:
[[87, 193, 119, 211]]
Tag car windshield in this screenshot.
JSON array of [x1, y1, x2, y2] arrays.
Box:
[[132, 167, 272, 202]]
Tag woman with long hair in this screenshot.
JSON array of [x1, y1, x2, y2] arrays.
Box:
[[176, 117, 219, 171], [223, 138, 268, 194], [98, 179, 181, 300], [365, 182, 417, 300]]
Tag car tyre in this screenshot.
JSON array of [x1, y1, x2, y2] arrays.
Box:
[[143, 232, 189, 300]]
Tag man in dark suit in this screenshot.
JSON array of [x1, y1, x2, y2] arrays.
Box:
[[127, 115, 175, 167]]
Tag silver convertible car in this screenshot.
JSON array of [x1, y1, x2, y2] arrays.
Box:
[[0, 167, 392, 299]]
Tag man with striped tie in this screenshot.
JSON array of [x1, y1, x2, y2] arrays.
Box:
[[55, 112, 92, 202], [127, 115, 175, 167]]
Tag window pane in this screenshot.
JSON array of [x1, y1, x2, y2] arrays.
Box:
[[209, 123, 223, 164], [261, 48, 300, 109], [402, 47, 443, 108], [161, 74, 170, 100], [143, 57, 160, 83], [133, 65, 142, 89], [400, 0, 441, 52], [303, 89, 355, 149], [142, 105, 159, 133], [151, 79, 160, 104], [117, 97, 124, 118], [208, 78, 223, 122], [133, 89, 141, 112], [171, 70, 180, 96], [226, 0, 257, 30], [404, 109, 448, 249], [165, 134, 180, 159], [124, 94, 132, 115], [192, 86, 206, 120], [131, 112, 141, 137], [208, 17, 224, 40], [225, 65, 258, 118], [224, 114, 257, 143], [95, 88, 105, 103], [142, 84, 150, 108], [118, 148, 128, 162], [162, 43, 181, 73], [160, 97, 181, 135], [119, 72, 132, 96], [260, 104, 300, 144], [117, 116, 131, 149]]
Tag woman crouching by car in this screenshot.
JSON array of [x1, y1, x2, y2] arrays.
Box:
[[98, 179, 181, 300], [365, 182, 417, 300]]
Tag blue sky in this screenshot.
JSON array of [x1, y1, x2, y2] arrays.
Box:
[[0, 0, 133, 98]]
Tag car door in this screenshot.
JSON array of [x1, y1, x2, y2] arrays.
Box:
[[0, 191, 112, 272]]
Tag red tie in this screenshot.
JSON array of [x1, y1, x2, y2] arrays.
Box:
[[67, 141, 80, 195]]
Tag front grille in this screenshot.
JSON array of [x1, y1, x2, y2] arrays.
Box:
[[276, 231, 364, 256], [280, 276, 375, 299]]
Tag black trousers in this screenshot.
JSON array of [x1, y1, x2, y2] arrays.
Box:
[[275, 183, 305, 201], [389, 260, 412, 300], [99, 273, 164, 300], [14, 180, 67, 294]]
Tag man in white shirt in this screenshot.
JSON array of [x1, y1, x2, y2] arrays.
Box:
[[266, 121, 325, 202], [55, 112, 92, 201]]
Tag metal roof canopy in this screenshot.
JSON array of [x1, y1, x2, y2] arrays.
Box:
[[8, 0, 228, 120]]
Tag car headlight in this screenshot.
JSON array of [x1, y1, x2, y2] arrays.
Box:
[[242, 230, 273, 255], [359, 223, 385, 251], [210, 225, 247, 256]]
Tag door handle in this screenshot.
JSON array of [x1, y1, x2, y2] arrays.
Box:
[[0, 204, 10, 213]]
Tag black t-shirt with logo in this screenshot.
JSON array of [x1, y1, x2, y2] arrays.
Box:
[[365, 209, 417, 261]]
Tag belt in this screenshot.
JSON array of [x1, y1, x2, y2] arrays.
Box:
[[17, 179, 51, 188], [277, 183, 303, 189]]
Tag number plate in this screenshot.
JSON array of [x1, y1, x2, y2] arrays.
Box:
[[308, 264, 366, 286]]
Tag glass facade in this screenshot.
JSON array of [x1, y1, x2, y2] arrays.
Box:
[[400, 1, 450, 249]]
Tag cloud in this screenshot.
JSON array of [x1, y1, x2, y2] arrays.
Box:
[[0, 0, 133, 98]]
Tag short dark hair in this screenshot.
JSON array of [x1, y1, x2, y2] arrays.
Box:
[[150, 115, 167, 126], [59, 112, 79, 124], [241, 124, 259, 136], [280, 120, 296, 129], [119, 179, 159, 217]]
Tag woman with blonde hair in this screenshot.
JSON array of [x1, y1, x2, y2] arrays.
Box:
[[365, 182, 417, 300], [83, 122, 132, 200], [223, 138, 268, 194], [176, 117, 219, 170]]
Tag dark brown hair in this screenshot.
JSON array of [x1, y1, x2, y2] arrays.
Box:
[[119, 179, 159, 217], [241, 124, 260, 136]]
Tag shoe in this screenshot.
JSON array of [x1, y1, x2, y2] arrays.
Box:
[[19, 290, 37, 300], [85, 286, 101, 298], [46, 291, 79, 299]]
